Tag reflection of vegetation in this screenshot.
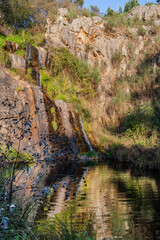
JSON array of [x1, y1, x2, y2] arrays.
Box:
[[0, 145, 34, 164], [35, 206, 96, 240], [74, 165, 159, 239]]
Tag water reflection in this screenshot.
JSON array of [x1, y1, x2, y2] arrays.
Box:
[[40, 164, 160, 240]]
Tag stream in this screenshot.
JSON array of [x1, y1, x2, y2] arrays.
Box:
[[36, 163, 160, 240]]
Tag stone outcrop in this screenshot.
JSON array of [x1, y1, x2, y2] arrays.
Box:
[[37, 47, 48, 67], [128, 5, 160, 21], [0, 24, 13, 36], [0, 64, 92, 157], [9, 53, 26, 70], [45, 8, 127, 69], [45, 6, 160, 126], [54, 100, 91, 153], [0, 65, 52, 156], [5, 41, 19, 52]]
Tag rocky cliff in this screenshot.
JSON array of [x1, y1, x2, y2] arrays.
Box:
[[0, 64, 91, 159], [45, 6, 160, 129], [0, 4, 160, 167]]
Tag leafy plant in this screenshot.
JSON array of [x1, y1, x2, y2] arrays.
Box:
[[112, 50, 123, 66], [138, 26, 147, 36]]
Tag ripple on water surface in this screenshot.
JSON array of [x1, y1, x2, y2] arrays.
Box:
[[42, 164, 160, 240]]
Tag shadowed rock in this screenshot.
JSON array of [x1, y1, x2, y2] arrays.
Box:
[[5, 41, 19, 52]]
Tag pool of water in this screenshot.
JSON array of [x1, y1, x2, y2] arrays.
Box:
[[39, 164, 160, 240]]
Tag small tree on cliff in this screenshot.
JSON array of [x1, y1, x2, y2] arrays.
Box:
[[91, 5, 100, 15], [124, 0, 139, 12], [0, 0, 58, 28], [73, 0, 84, 8]]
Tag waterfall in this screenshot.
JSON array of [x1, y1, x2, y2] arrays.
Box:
[[78, 116, 94, 152], [26, 44, 35, 62]]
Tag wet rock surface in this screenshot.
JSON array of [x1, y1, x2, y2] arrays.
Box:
[[0, 65, 52, 156], [0, 65, 93, 159], [5, 41, 19, 52]]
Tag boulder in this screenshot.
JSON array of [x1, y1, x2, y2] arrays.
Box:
[[0, 24, 13, 36], [58, 8, 68, 17], [37, 47, 48, 67], [5, 41, 19, 52], [9, 54, 26, 70]]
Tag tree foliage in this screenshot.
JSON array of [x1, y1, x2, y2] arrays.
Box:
[[124, 0, 139, 12], [0, 0, 58, 28], [73, 0, 84, 8], [90, 5, 100, 14]]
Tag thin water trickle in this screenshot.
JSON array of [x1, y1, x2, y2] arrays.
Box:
[[78, 116, 94, 152]]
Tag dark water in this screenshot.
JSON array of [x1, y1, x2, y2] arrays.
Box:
[[39, 164, 160, 240]]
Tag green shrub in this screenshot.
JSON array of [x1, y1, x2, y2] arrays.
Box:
[[0, 51, 11, 67], [32, 32, 45, 46], [66, 8, 78, 23], [112, 90, 130, 107], [49, 48, 100, 97], [14, 49, 26, 57], [122, 104, 159, 131], [6, 35, 25, 49], [81, 8, 91, 17], [79, 151, 99, 158], [0, 34, 6, 49], [112, 50, 123, 66], [26, 68, 32, 80], [138, 27, 147, 36], [16, 85, 24, 92]]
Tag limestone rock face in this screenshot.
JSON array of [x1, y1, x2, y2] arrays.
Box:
[[54, 99, 91, 153], [0, 65, 90, 157], [45, 6, 160, 124], [0, 65, 51, 156], [45, 8, 125, 68], [54, 99, 79, 154], [128, 5, 160, 20], [9, 53, 26, 70]]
